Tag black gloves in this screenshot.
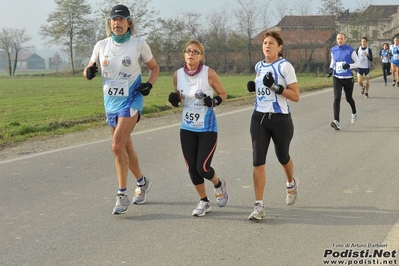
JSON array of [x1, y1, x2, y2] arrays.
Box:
[[247, 81, 255, 92], [262, 72, 284, 94], [138, 82, 153, 96], [86, 62, 98, 80], [342, 63, 350, 70], [327, 68, 333, 78], [270, 84, 284, 94], [262, 72, 274, 88], [203, 95, 222, 107], [168, 92, 180, 107], [168, 92, 222, 108]]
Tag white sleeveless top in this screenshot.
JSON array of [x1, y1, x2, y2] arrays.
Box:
[[177, 66, 218, 132], [253, 58, 297, 114], [90, 36, 153, 113]]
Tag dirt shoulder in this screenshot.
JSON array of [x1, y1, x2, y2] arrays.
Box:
[[0, 98, 254, 161]]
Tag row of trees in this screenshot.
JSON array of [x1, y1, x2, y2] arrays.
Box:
[[1, 0, 373, 75], [36, 0, 273, 74]]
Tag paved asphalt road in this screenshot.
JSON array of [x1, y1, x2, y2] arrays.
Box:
[[1, 76, 398, 266]]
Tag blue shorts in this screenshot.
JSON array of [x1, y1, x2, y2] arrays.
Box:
[[106, 108, 140, 127], [392, 61, 399, 67], [357, 68, 370, 77]]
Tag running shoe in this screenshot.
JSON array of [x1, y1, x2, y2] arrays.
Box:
[[393, 80, 396, 87], [112, 194, 130, 214], [286, 178, 298, 205], [397, 82, 399, 87], [361, 86, 365, 95], [192, 200, 211, 217], [364, 93, 368, 98], [248, 202, 266, 220], [133, 177, 153, 205], [214, 179, 228, 207], [384, 83, 387, 86], [351, 113, 357, 125], [330, 120, 340, 130]]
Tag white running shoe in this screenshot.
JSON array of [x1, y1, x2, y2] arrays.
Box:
[[112, 194, 130, 215], [214, 179, 228, 207], [330, 120, 340, 130], [133, 177, 153, 205], [351, 113, 357, 125], [286, 178, 298, 205], [192, 200, 211, 217], [248, 202, 266, 220]]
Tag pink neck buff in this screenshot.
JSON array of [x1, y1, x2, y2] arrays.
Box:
[[184, 62, 203, 76]]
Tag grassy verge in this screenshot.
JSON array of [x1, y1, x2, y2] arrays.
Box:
[[0, 70, 382, 146]]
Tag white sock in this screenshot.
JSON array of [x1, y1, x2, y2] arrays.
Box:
[[136, 175, 145, 186], [287, 181, 295, 188], [117, 188, 127, 195], [255, 200, 263, 206]]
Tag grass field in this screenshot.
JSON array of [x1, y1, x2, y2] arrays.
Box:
[[0, 70, 381, 146]]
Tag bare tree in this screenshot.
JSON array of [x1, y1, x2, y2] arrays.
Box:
[[204, 10, 231, 72], [347, 3, 383, 44], [233, 0, 267, 73], [128, 0, 160, 38], [353, 0, 372, 12], [294, 0, 313, 16], [274, 0, 290, 22], [317, 0, 345, 16], [52, 52, 63, 72], [258, 5, 272, 30], [176, 12, 203, 41], [316, 0, 345, 66], [0, 27, 32, 76], [73, 20, 99, 70], [146, 17, 186, 71], [0, 28, 13, 76], [145, 10, 205, 71], [40, 0, 92, 74], [95, 0, 160, 39], [12, 29, 33, 76]]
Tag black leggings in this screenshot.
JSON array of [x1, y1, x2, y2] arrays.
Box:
[[180, 129, 217, 185], [382, 63, 391, 83], [250, 111, 293, 166], [333, 77, 357, 121]]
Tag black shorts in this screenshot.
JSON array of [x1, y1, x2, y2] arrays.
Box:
[[357, 68, 370, 77], [250, 111, 294, 166]]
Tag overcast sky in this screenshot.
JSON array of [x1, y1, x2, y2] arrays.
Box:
[[1, 0, 397, 51]]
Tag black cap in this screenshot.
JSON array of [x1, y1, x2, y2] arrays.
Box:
[[110, 5, 130, 18]]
